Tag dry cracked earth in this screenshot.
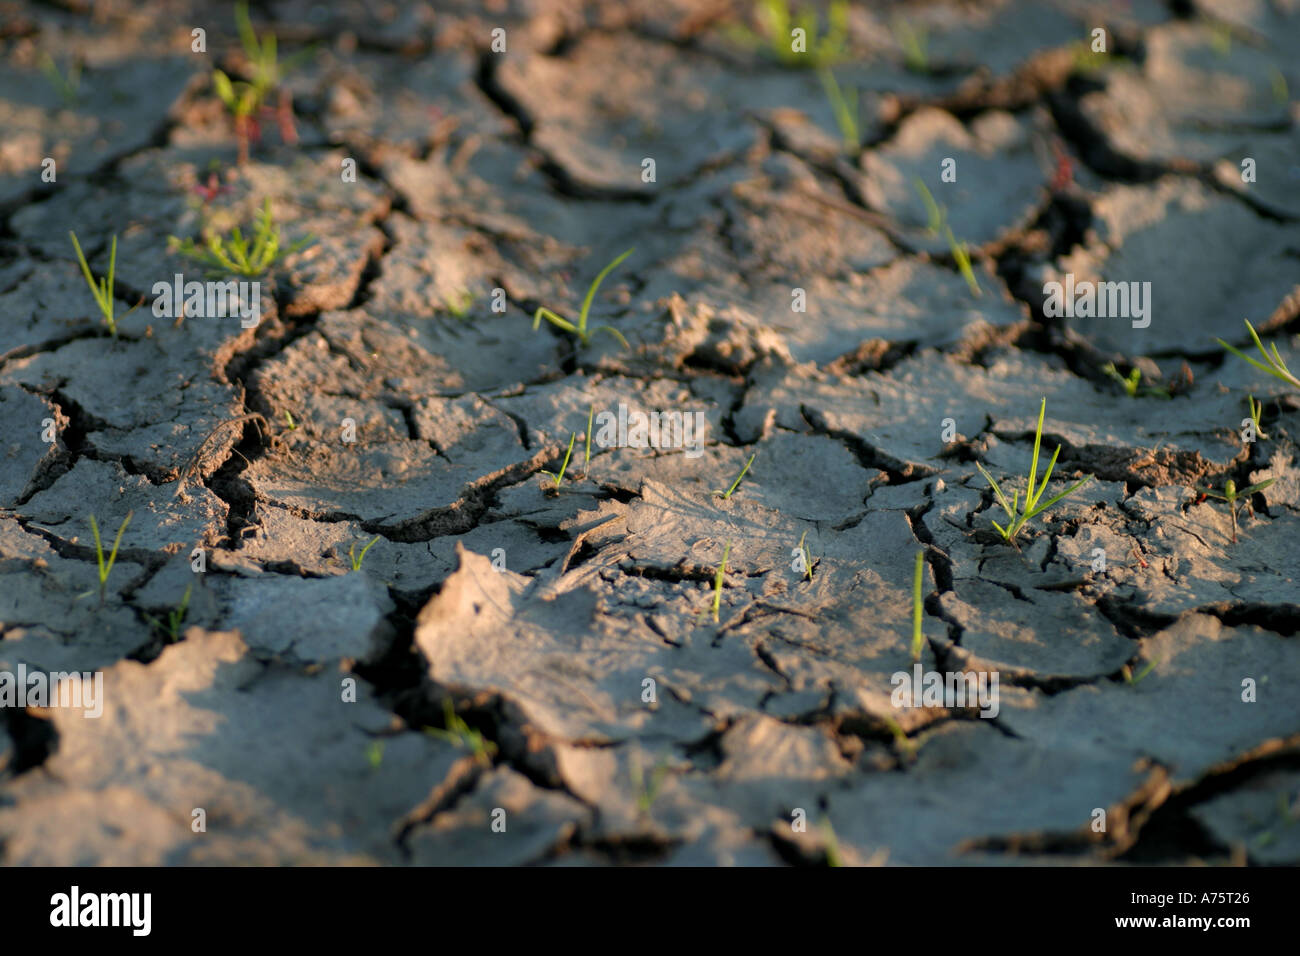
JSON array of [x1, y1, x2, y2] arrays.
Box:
[[0, 0, 1299, 867]]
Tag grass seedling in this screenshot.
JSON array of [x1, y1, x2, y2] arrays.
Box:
[[540, 432, 578, 489], [728, 0, 849, 69], [1247, 395, 1267, 441], [911, 550, 925, 662], [818, 68, 860, 152], [284, 410, 297, 430], [423, 699, 497, 766], [1102, 362, 1171, 399], [348, 535, 380, 571], [912, 180, 980, 297], [144, 583, 192, 645], [1194, 477, 1276, 544], [714, 453, 755, 500], [1217, 319, 1300, 390], [1121, 658, 1157, 685], [891, 17, 929, 73], [40, 53, 81, 107], [975, 398, 1093, 545], [79, 511, 133, 604], [797, 530, 813, 580], [214, 1, 309, 163], [169, 198, 313, 277], [712, 541, 732, 624], [366, 740, 384, 771], [533, 248, 633, 349], [443, 290, 474, 319], [631, 755, 670, 814], [69, 232, 142, 338]]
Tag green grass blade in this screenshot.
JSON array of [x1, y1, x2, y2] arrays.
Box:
[[1028, 474, 1093, 519], [578, 248, 634, 333], [1026, 398, 1045, 513], [911, 550, 924, 661], [975, 462, 1013, 520]]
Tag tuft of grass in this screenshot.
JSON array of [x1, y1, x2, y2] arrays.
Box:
[[169, 198, 313, 277], [797, 529, 813, 580], [975, 398, 1093, 545], [79, 511, 133, 604], [144, 583, 192, 645], [1247, 395, 1268, 441], [945, 224, 981, 298], [69, 232, 142, 338], [911, 550, 925, 662], [533, 248, 633, 349], [818, 68, 860, 152], [348, 535, 380, 571], [40, 53, 81, 107], [711, 541, 732, 624], [714, 453, 756, 500], [540, 432, 579, 489], [728, 0, 849, 69], [423, 699, 497, 766], [891, 16, 928, 73], [1102, 362, 1171, 399], [1217, 319, 1300, 390], [1194, 477, 1276, 544]]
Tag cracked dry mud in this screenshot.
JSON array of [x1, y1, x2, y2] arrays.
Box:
[[1, 0, 1298, 868]]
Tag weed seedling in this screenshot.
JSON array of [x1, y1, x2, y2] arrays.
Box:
[[79, 511, 133, 604], [444, 290, 474, 319], [975, 398, 1093, 545], [714, 453, 755, 500], [533, 248, 633, 349], [144, 583, 192, 645], [1218, 319, 1300, 390], [729, 0, 849, 69], [1194, 477, 1276, 544], [911, 180, 979, 297], [366, 740, 384, 770], [69, 232, 142, 337], [1121, 658, 1158, 685], [1247, 395, 1267, 441], [631, 755, 670, 814], [1102, 362, 1170, 399], [284, 410, 297, 430], [540, 432, 578, 489], [40, 53, 81, 107], [170, 198, 313, 277], [214, 1, 308, 163], [423, 699, 497, 766], [348, 535, 380, 571], [583, 403, 596, 473], [818, 68, 860, 152], [911, 550, 925, 662], [712, 541, 732, 624], [891, 17, 929, 73]]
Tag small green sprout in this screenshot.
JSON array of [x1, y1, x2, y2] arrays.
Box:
[[40, 53, 81, 107], [891, 17, 928, 73], [533, 248, 633, 349], [712, 541, 732, 624], [79, 511, 133, 603], [144, 583, 192, 645], [1101, 362, 1171, 399], [584, 403, 596, 472], [423, 699, 497, 766], [1270, 66, 1289, 105], [1195, 477, 1276, 544], [714, 453, 755, 500], [880, 714, 918, 761], [366, 740, 384, 770], [540, 432, 579, 489], [1247, 395, 1267, 441], [69, 232, 142, 338], [818, 68, 860, 152], [911, 180, 979, 297], [1217, 319, 1300, 390], [1121, 658, 1158, 685], [444, 290, 474, 319], [797, 529, 813, 580], [911, 550, 925, 662], [975, 398, 1093, 544], [729, 0, 849, 69], [214, 1, 310, 163], [284, 410, 297, 430], [821, 818, 844, 867], [169, 198, 313, 277], [631, 755, 670, 814], [348, 535, 380, 571]]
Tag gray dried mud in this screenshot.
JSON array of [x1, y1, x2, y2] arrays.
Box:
[[0, 0, 1297, 867]]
